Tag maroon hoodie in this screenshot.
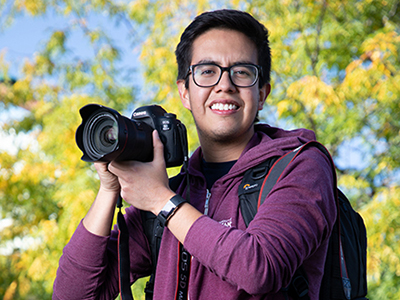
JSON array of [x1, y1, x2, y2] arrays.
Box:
[[53, 124, 337, 300]]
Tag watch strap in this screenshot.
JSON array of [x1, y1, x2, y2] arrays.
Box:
[[157, 195, 186, 226]]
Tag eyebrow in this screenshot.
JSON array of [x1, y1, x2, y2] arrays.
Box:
[[194, 59, 257, 66]]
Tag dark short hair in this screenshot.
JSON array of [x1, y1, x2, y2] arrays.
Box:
[[175, 9, 271, 88]]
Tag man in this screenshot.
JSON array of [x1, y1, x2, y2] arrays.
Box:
[[53, 9, 336, 300]]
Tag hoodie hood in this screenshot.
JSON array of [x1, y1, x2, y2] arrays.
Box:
[[187, 123, 316, 179], [239, 123, 316, 166]]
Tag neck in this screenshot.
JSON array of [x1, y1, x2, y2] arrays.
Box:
[[200, 134, 252, 163]]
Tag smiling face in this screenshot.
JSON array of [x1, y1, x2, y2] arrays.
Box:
[[177, 29, 270, 158]]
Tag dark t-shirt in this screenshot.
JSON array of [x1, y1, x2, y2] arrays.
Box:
[[202, 159, 236, 190]]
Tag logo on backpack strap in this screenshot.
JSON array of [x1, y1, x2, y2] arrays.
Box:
[[243, 183, 259, 191]]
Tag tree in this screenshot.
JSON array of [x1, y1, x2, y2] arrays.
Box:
[[249, 1, 400, 298], [1, 0, 399, 298]]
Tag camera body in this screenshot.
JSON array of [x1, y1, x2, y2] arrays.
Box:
[[75, 104, 187, 168]]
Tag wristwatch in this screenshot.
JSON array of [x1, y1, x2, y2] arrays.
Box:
[[157, 195, 187, 226]]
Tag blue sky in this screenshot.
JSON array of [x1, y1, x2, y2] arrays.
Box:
[[0, 10, 144, 113], [0, 11, 141, 79], [0, 11, 143, 155], [1, 13, 84, 78]]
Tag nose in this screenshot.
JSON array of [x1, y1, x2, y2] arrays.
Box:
[[215, 70, 236, 92]]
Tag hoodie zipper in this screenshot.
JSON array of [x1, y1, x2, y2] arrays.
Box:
[[204, 189, 211, 216]]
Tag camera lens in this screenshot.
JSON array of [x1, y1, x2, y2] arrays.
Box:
[[98, 122, 118, 147], [76, 105, 155, 162], [83, 111, 119, 160], [103, 125, 118, 144]]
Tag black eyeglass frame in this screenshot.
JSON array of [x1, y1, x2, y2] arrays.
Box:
[[186, 63, 263, 88]]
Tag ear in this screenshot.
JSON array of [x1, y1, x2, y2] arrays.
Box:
[[258, 83, 271, 110], [177, 80, 191, 110]]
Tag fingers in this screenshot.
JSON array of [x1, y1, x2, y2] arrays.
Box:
[[94, 161, 108, 172], [152, 130, 166, 166], [94, 162, 121, 193], [94, 162, 116, 177], [105, 132, 169, 211]]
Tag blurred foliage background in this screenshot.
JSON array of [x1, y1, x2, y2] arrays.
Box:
[[1, 0, 399, 299]]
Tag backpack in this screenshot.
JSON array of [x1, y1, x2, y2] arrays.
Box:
[[239, 141, 368, 299], [139, 141, 368, 300]]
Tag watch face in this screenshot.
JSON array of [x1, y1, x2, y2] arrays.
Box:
[[161, 200, 177, 216], [157, 195, 186, 226]]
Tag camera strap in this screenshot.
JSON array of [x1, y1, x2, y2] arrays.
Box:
[[175, 125, 192, 300], [117, 195, 134, 300], [176, 243, 192, 299], [117, 124, 190, 300]]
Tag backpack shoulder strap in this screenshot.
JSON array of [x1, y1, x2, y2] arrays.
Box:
[[239, 156, 279, 227], [257, 147, 300, 207], [141, 172, 184, 300], [141, 172, 184, 247], [239, 141, 336, 300], [258, 141, 335, 208], [239, 145, 308, 228]]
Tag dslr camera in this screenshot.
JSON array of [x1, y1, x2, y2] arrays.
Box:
[[75, 104, 187, 168]]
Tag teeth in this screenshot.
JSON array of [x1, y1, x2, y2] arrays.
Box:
[[211, 103, 238, 111]]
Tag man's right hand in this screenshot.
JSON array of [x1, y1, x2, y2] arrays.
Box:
[[82, 162, 121, 237], [94, 162, 121, 194]]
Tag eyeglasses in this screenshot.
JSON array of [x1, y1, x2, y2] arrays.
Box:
[[187, 63, 262, 88]]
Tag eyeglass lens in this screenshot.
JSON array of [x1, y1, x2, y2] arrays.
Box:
[[192, 64, 258, 87]]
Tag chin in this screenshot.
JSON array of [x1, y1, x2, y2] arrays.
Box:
[[210, 128, 243, 143]]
